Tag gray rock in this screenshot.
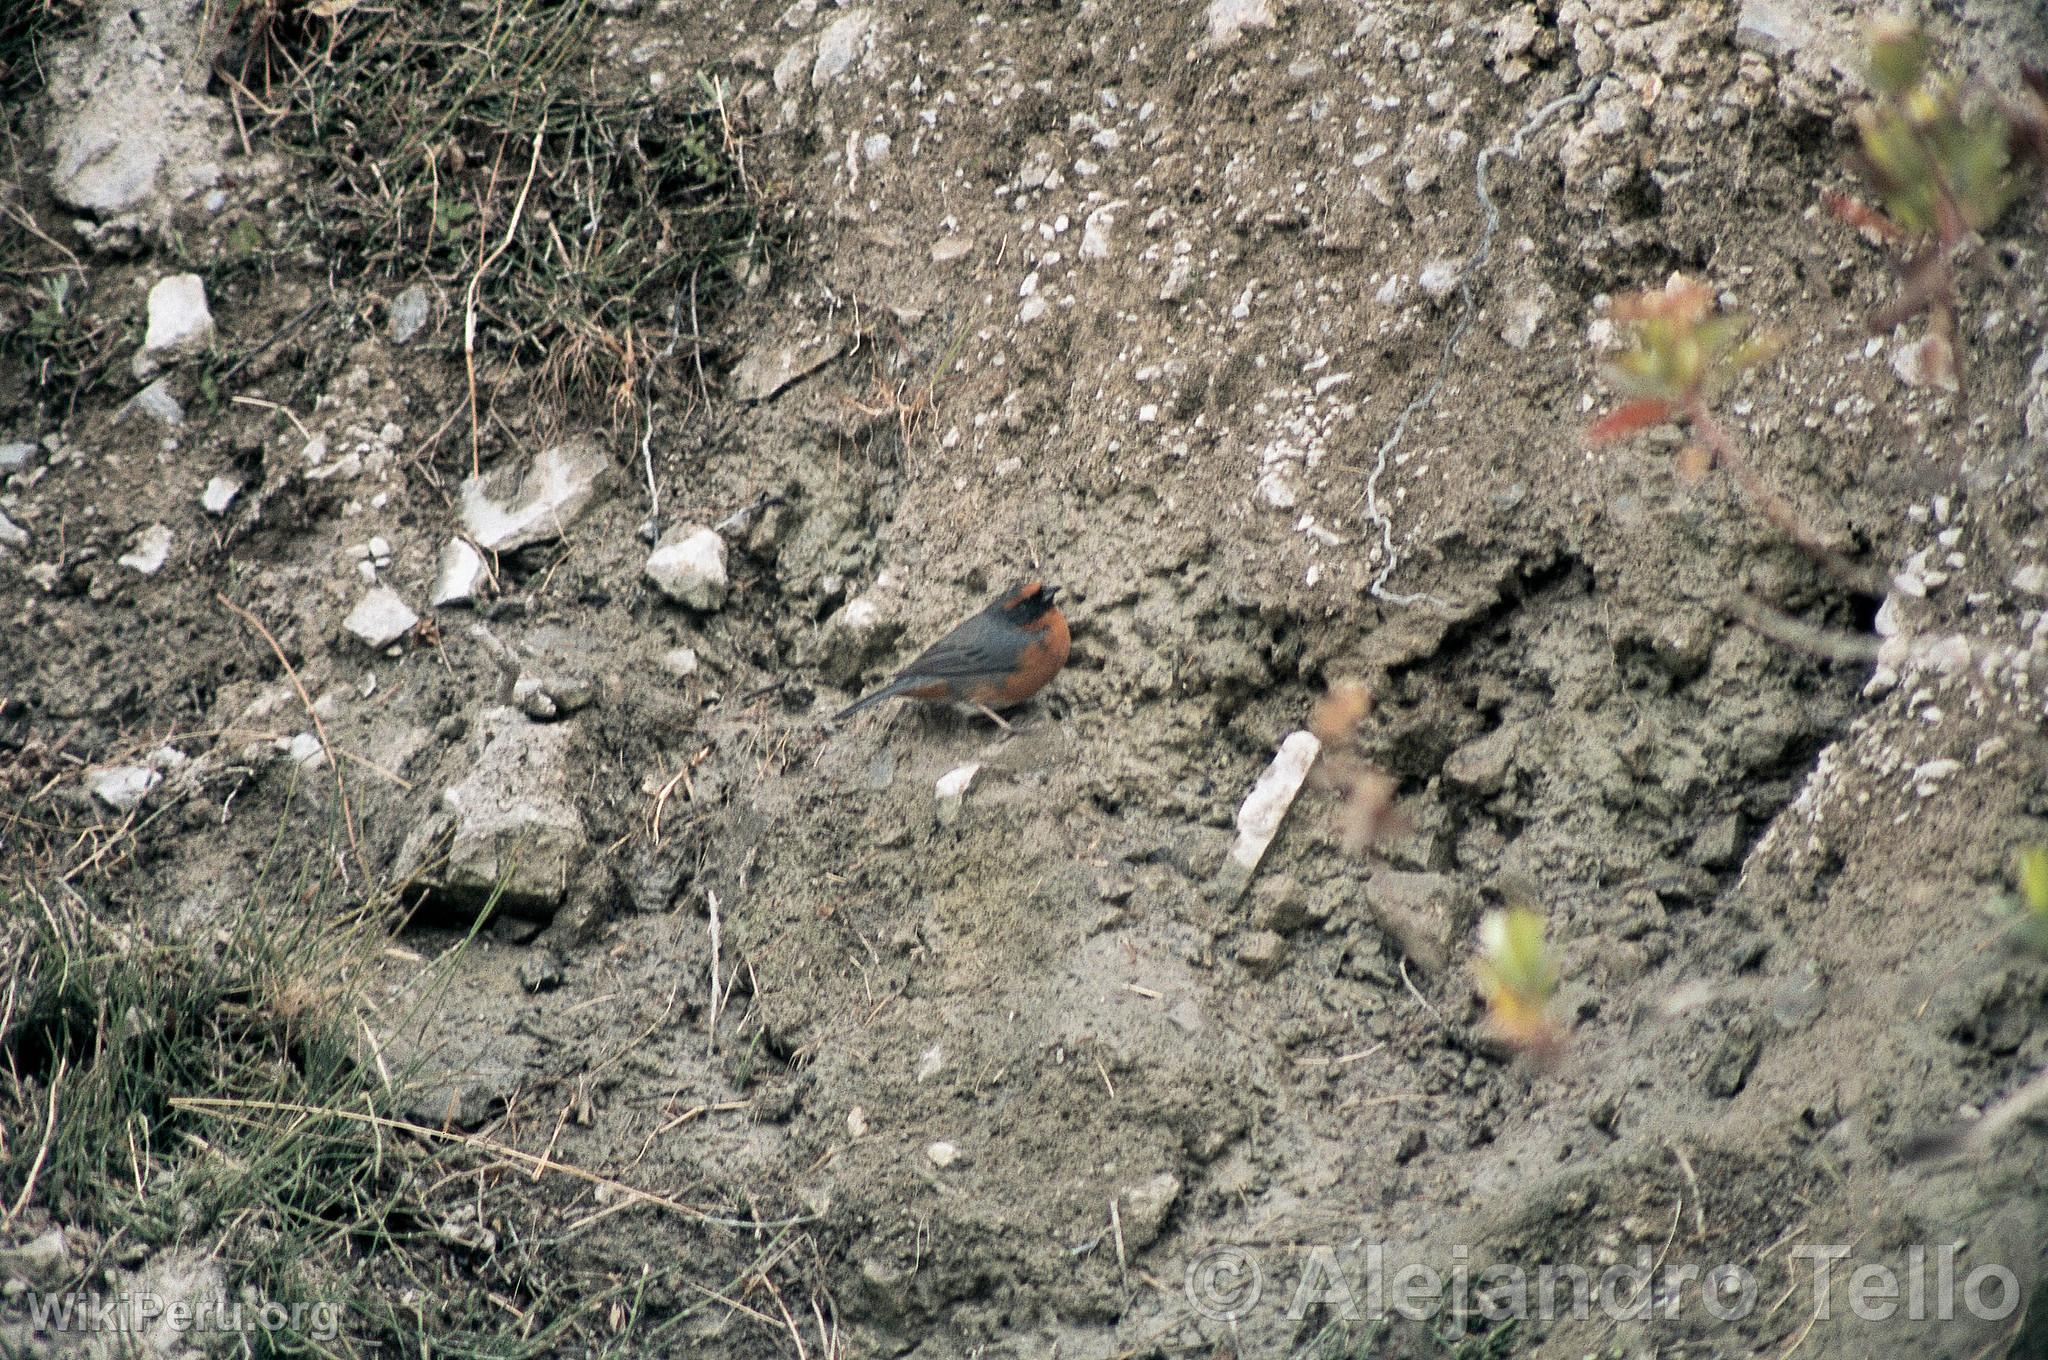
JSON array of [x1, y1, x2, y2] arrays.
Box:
[[0, 441, 36, 474], [1418, 260, 1461, 300], [774, 36, 817, 94], [1250, 874, 1328, 934], [812, 8, 873, 86], [1363, 870, 1465, 975], [1701, 1023, 1763, 1098], [1444, 724, 1520, 795], [644, 525, 729, 610], [517, 950, 567, 993], [660, 646, 700, 679], [124, 379, 185, 427], [1690, 813, 1748, 870], [459, 439, 608, 553], [731, 334, 846, 403], [344, 586, 419, 649], [1236, 929, 1291, 977], [817, 596, 896, 686], [514, 676, 558, 721], [50, 128, 161, 215], [1734, 0, 1815, 58], [513, 672, 593, 722], [1118, 1172, 1182, 1251], [398, 707, 590, 915], [0, 511, 26, 551], [0, 1228, 69, 1288]]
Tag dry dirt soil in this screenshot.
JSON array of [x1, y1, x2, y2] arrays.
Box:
[[5, 0, 2048, 1356]]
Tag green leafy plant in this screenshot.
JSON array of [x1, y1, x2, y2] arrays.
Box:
[[0, 259, 129, 418], [1587, 275, 1864, 581], [1828, 17, 2048, 392], [1473, 906, 1562, 1062], [1988, 844, 2048, 952]]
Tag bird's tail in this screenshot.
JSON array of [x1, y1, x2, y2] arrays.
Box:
[[833, 678, 913, 722]]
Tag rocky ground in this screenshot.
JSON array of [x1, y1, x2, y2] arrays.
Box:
[[4, 0, 2048, 1356]]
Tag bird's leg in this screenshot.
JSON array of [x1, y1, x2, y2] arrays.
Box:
[[972, 702, 1014, 733]]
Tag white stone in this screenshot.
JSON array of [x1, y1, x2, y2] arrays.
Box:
[[460, 440, 608, 552], [286, 732, 327, 769], [2012, 564, 2048, 597], [388, 284, 432, 344], [0, 442, 36, 474], [118, 524, 172, 575], [935, 763, 981, 826], [1891, 334, 1957, 392], [432, 538, 488, 607], [87, 765, 161, 812], [344, 586, 419, 648], [660, 646, 700, 679], [201, 475, 240, 515], [1080, 201, 1121, 260], [773, 36, 816, 93], [1257, 468, 1299, 509], [1205, 0, 1276, 49], [1920, 635, 1970, 676], [1912, 758, 1961, 786], [0, 511, 26, 551], [645, 526, 729, 610], [926, 1140, 961, 1168], [1229, 731, 1322, 873], [141, 274, 214, 362]]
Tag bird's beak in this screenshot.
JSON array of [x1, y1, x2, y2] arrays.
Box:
[[1041, 585, 1059, 603]]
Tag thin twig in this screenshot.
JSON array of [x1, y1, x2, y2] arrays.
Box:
[[466, 120, 548, 478], [2, 1054, 64, 1230], [1723, 595, 1881, 664], [216, 593, 364, 876], [228, 394, 312, 443], [217, 300, 325, 386], [1691, 408, 1877, 594], [1669, 1141, 1708, 1240], [1399, 956, 1449, 1029], [707, 889, 724, 1054]]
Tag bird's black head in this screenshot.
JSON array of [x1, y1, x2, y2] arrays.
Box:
[[995, 580, 1059, 623]]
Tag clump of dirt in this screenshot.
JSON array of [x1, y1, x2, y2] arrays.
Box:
[[5, 0, 2048, 1356]]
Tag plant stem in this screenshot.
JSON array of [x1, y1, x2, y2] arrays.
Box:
[[1689, 404, 1877, 593]]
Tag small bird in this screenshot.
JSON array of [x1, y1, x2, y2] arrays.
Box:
[[834, 580, 1070, 727]]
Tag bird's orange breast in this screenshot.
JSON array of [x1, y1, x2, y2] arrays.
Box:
[[972, 609, 1069, 708]]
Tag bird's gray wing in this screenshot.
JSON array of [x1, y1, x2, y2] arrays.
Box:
[[896, 625, 1009, 679]]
